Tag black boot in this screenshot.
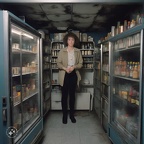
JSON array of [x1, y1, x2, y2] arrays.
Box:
[[62, 114, 67, 124], [70, 114, 76, 123]]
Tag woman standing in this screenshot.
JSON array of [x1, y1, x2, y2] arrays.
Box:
[[57, 32, 83, 124]]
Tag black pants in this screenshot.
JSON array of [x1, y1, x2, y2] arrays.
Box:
[[61, 70, 77, 116]]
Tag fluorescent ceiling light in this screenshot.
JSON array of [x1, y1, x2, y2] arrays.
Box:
[[12, 29, 21, 35], [22, 33, 33, 39], [12, 29, 33, 39]]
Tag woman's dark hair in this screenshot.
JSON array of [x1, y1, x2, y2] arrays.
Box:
[[63, 32, 80, 48]]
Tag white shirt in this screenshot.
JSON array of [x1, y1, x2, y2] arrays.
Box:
[[67, 49, 75, 68]]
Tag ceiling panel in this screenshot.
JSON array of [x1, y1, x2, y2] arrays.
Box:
[[0, 3, 143, 32], [47, 14, 71, 21], [15, 4, 42, 14], [95, 15, 107, 22], [41, 4, 72, 14], [52, 21, 70, 27], [27, 14, 48, 21], [74, 22, 92, 28], [73, 14, 95, 23], [73, 4, 102, 14]]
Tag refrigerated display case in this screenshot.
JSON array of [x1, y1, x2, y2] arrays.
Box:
[[40, 35, 51, 117], [101, 41, 110, 132], [108, 24, 144, 144], [0, 10, 43, 144], [94, 44, 101, 119]]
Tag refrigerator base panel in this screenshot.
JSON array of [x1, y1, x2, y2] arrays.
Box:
[[108, 124, 137, 144], [20, 118, 43, 144], [108, 124, 124, 144]]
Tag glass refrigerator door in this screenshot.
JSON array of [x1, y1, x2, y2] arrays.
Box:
[[110, 32, 141, 143], [102, 42, 109, 100], [101, 41, 109, 132], [94, 45, 101, 118], [11, 24, 40, 143]]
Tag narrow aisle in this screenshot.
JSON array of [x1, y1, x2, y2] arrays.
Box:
[[41, 111, 112, 144]]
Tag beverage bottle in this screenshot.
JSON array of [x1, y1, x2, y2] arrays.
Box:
[[131, 88, 136, 104], [130, 19, 135, 28], [137, 62, 140, 78], [119, 56, 123, 76], [122, 60, 126, 76], [118, 84, 122, 97], [132, 62, 138, 79], [128, 86, 133, 102], [126, 61, 130, 77], [129, 61, 133, 78], [136, 14, 140, 25], [124, 20, 127, 31], [127, 21, 131, 29], [114, 59, 118, 75]]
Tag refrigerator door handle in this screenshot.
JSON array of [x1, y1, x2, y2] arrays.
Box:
[[2, 108, 7, 122]]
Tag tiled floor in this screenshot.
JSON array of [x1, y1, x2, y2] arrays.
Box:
[[40, 111, 112, 144]]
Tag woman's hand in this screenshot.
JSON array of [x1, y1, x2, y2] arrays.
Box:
[[63, 66, 75, 73], [63, 67, 70, 73], [68, 66, 75, 73], [65, 68, 71, 73]]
